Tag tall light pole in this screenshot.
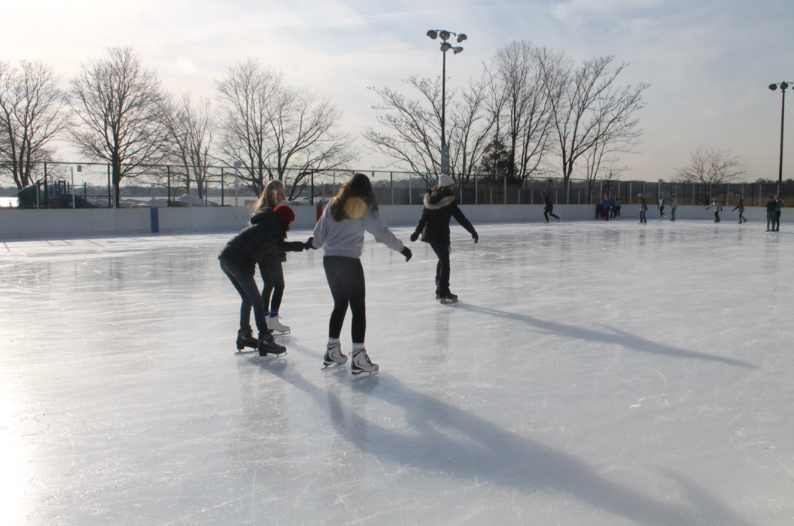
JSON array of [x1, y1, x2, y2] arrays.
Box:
[[427, 29, 466, 176], [769, 81, 792, 196]]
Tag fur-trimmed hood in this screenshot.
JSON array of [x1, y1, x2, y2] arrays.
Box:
[[423, 192, 455, 210]]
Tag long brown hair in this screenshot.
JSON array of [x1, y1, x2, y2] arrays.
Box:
[[329, 173, 379, 222], [253, 179, 284, 214]]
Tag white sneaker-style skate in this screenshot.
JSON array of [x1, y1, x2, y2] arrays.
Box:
[[351, 349, 379, 376], [267, 315, 290, 334], [323, 342, 348, 368]]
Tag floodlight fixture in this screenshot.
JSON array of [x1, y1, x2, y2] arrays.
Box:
[[453, 46, 464, 54], [427, 30, 438, 39], [769, 84, 778, 91], [441, 42, 452, 52], [439, 30, 451, 41], [456, 33, 467, 42]]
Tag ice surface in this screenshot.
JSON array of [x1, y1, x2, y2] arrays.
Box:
[[1, 221, 793, 526]]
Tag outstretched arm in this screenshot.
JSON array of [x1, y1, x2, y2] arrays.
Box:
[[451, 203, 477, 236], [363, 209, 404, 253]]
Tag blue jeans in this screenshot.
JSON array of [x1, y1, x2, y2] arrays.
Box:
[[430, 242, 451, 295], [671, 208, 676, 221], [220, 258, 267, 336], [640, 210, 647, 223], [767, 212, 775, 230]]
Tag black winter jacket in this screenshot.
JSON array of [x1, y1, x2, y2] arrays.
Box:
[[414, 188, 476, 245], [219, 209, 304, 270]]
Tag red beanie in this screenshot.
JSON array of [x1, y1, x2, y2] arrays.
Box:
[[274, 204, 295, 223]]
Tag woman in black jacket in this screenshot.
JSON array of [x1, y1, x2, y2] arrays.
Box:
[[410, 175, 478, 303], [219, 205, 305, 356]]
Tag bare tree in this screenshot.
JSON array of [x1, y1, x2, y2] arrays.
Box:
[[675, 147, 749, 204], [577, 138, 627, 203], [363, 74, 495, 186], [216, 58, 355, 199], [0, 60, 70, 189], [70, 46, 170, 207], [538, 52, 647, 190], [162, 92, 215, 199], [489, 41, 554, 182]]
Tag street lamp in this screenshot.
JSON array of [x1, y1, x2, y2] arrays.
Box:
[[769, 81, 792, 196], [427, 29, 467, 175]]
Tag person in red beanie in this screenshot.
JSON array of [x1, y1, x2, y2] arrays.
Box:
[[219, 203, 304, 355]]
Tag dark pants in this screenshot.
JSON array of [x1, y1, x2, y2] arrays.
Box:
[[220, 258, 267, 336], [324, 256, 366, 344], [738, 211, 746, 222], [259, 260, 285, 312], [767, 211, 775, 230], [613, 206, 621, 218], [640, 210, 647, 223], [659, 205, 666, 218], [671, 207, 676, 221], [714, 211, 720, 222], [544, 206, 559, 221], [430, 242, 451, 295], [774, 211, 781, 231]]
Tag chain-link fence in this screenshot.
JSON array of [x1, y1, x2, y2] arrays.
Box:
[[3, 161, 789, 209]]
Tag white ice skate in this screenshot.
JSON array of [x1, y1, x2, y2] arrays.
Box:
[[267, 315, 290, 334], [351, 349, 378, 376], [322, 342, 348, 369]]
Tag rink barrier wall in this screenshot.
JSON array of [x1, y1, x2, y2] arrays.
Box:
[[0, 204, 786, 239]]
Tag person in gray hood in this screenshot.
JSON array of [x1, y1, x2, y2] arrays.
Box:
[[309, 172, 412, 375], [411, 174, 478, 303]]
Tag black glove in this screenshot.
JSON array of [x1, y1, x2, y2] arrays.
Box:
[[472, 232, 479, 244], [304, 237, 315, 250], [400, 246, 412, 262], [410, 231, 420, 242]]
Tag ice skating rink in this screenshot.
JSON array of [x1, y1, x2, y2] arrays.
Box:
[[1, 220, 792, 526]]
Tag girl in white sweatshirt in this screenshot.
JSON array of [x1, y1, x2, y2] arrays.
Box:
[[309, 173, 412, 375]]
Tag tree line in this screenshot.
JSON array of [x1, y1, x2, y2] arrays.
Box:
[[1, 42, 754, 207]]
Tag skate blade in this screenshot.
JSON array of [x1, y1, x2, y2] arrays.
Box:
[[351, 370, 379, 379], [235, 349, 259, 355], [439, 298, 459, 304], [321, 361, 347, 370], [272, 329, 291, 335], [258, 353, 287, 361]]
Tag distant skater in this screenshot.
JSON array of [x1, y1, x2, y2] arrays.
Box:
[[613, 195, 622, 219], [670, 195, 678, 221], [410, 174, 478, 304], [706, 199, 722, 222], [638, 193, 647, 224], [219, 204, 305, 357], [310, 173, 412, 375], [600, 194, 614, 221], [252, 179, 292, 334], [773, 194, 784, 232], [732, 197, 747, 224], [658, 194, 668, 220], [542, 192, 560, 222], [765, 196, 776, 232]]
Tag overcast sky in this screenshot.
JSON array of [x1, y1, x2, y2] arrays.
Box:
[[3, 0, 793, 182]]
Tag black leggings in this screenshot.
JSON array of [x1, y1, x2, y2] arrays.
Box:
[[544, 206, 559, 221], [259, 260, 285, 311], [324, 256, 366, 343]]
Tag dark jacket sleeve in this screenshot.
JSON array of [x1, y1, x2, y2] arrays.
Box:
[[267, 225, 304, 253], [450, 203, 476, 235], [415, 207, 430, 234]]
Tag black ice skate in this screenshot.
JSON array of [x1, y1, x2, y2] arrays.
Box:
[[258, 336, 287, 357], [236, 328, 258, 352], [323, 342, 348, 368], [351, 349, 378, 376], [438, 292, 458, 304]]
